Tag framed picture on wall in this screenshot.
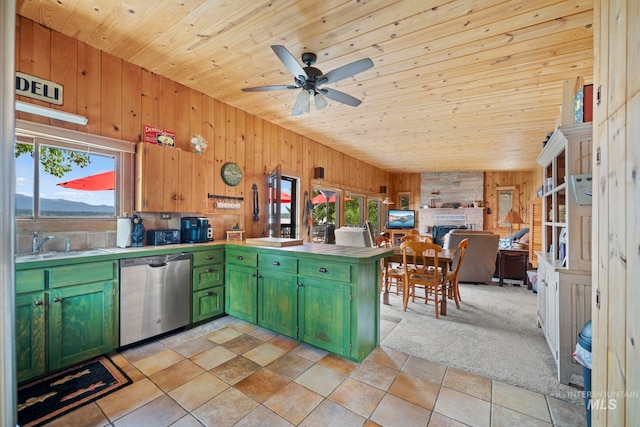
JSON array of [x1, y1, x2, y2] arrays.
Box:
[[398, 192, 411, 210]]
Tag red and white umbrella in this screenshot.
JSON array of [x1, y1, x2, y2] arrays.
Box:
[[57, 171, 114, 191]]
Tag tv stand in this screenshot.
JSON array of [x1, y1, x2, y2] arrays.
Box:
[[383, 229, 416, 246]]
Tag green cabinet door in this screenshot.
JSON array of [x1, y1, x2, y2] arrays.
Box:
[[298, 276, 350, 356], [225, 264, 258, 323], [258, 270, 298, 338], [48, 280, 115, 371], [192, 286, 224, 322], [15, 291, 45, 383]]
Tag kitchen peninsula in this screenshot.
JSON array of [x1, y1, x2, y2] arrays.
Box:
[[15, 241, 391, 383]]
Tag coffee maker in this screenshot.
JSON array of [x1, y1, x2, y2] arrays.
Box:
[[181, 217, 209, 243]]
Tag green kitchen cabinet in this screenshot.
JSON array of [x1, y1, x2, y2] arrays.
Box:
[[225, 247, 258, 323], [297, 276, 350, 356], [15, 291, 45, 383], [257, 252, 298, 338], [192, 248, 225, 322]]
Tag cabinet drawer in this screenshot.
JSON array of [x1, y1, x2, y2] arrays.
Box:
[[193, 248, 224, 267], [48, 261, 115, 288], [226, 248, 258, 268], [259, 253, 297, 273], [193, 264, 224, 290], [16, 269, 45, 293], [299, 259, 351, 283]]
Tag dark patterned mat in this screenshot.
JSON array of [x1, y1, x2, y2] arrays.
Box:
[[18, 356, 131, 427]]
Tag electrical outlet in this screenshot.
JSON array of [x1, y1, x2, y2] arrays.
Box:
[[160, 213, 171, 220]]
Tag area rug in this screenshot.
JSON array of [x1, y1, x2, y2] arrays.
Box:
[[17, 356, 131, 427], [380, 283, 584, 405]]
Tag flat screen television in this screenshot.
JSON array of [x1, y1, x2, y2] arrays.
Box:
[[387, 209, 416, 229]]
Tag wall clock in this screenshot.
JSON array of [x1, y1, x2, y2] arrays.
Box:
[[221, 162, 242, 186]]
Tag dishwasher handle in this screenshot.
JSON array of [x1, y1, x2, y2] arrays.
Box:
[[149, 262, 167, 268]]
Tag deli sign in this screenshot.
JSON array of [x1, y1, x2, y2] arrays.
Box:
[[16, 72, 63, 105]]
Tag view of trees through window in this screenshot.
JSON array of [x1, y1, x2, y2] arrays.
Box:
[[15, 139, 116, 218]]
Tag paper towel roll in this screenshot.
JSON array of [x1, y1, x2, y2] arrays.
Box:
[[117, 217, 132, 248]]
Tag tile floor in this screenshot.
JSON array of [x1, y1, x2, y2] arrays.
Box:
[[42, 315, 587, 427]]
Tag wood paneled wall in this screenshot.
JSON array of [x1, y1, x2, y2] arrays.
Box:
[[14, 16, 390, 239]]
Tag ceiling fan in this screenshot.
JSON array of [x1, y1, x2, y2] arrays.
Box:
[[242, 45, 374, 116]]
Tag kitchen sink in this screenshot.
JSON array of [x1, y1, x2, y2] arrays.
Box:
[[16, 249, 112, 262]]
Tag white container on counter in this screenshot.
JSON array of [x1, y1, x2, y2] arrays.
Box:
[[117, 217, 132, 248]]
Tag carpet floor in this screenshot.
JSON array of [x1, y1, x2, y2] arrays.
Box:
[[380, 282, 584, 405]]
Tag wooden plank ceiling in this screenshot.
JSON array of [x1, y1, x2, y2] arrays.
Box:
[[16, 0, 593, 173]]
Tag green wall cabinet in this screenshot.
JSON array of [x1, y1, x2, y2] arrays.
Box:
[[15, 261, 117, 383], [192, 248, 225, 322]]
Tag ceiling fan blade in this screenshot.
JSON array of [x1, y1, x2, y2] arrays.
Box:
[[319, 88, 362, 107], [319, 58, 374, 85], [271, 45, 307, 80], [241, 85, 299, 92]]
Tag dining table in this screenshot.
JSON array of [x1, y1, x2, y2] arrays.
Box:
[[382, 246, 456, 315]]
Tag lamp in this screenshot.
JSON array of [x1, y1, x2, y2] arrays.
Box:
[[501, 209, 524, 248], [15, 100, 88, 125], [382, 196, 394, 205]]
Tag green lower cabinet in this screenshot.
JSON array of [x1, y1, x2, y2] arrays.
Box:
[[225, 264, 258, 323], [258, 270, 298, 338], [192, 286, 224, 322], [15, 291, 45, 383], [48, 280, 115, 371], [298, 276, 351, 356]]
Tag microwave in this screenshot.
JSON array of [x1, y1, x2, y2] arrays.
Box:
[[146, 229, 181, 246]]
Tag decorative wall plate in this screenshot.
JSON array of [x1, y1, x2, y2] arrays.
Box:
[[221, 162, 242, 186]]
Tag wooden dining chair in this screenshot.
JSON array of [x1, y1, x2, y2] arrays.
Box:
[[400, 234, 433, 243], [444, 238, 468, 309], [400, 240, 443, 317], [376, 236, 403, 295]]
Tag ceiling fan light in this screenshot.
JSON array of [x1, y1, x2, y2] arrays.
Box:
[[296, 89, 310, 111], [292, 101, 302, 116], [314, 93, 328, 110]]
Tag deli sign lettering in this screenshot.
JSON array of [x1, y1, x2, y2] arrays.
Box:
[[16, 72, 63, 105]]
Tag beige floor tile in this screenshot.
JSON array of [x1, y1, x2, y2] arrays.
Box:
[[294, 363, 347, 396], [266, 352, 314, 379], [160, 329, 201, 348], [242, 342, 287, 366], [149, 359, 205, 392], [299, 399, 366, 427], [370, 393, 431, 427], [492, 404, 553, 427], [112, 394, 187, 427], [96, 378, 163, 421], [366, 346, 409, 370], [171, 414, 207, 427], [401, 355, 447, 385], [210, 355, 262, 385], [222, 334, 265, 354], [434, 387, 491, 427], [120, 341, 169, 364], [205, 326, 244, 344], [427, 412, 468, 427], [168, 372, 229, 412], [190, 345, 237, 370], [318, 353, 358, 376], [234, 368, 291, 403], [235, 405, 294, 427], [546, 396, 587, 427], [41, 402, 109, 427], [290, 342, 329, 361], [192, 387, 259, 427], [364, 420, 382, 427], [328, 377, 386, 418], [388, 372, 440, 410], [350, 359, 399, 391], [492, 381, 551, 423], [247, 326, 279, 341], [172, 336, 218, 358], [132, 348, 185, 377], [264, 382, 324, 424], [443, 367, 492, 401], [227, 318, 259, 333], [269, 335, 302, 351], [189, 319, 227, 335]]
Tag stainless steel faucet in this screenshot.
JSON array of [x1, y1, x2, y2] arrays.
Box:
[[32, 232, 54, 253]]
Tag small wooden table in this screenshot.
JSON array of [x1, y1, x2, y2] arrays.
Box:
[[495, 248, 529, 286], [383, 247, 456, 315]]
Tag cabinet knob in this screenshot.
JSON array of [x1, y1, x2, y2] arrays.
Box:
[[205, 291, 214, 296], [237, 255, 244, 260], [206, 255, 215, 260], [52, 297, 61, 303], [205, 269, 213, 273], [273, 261, 280, 266], [318, 267, 328, 273], [34, 300, 43, 306]]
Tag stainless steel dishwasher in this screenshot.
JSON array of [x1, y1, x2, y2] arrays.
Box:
[[119, 252, 191, 347]]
